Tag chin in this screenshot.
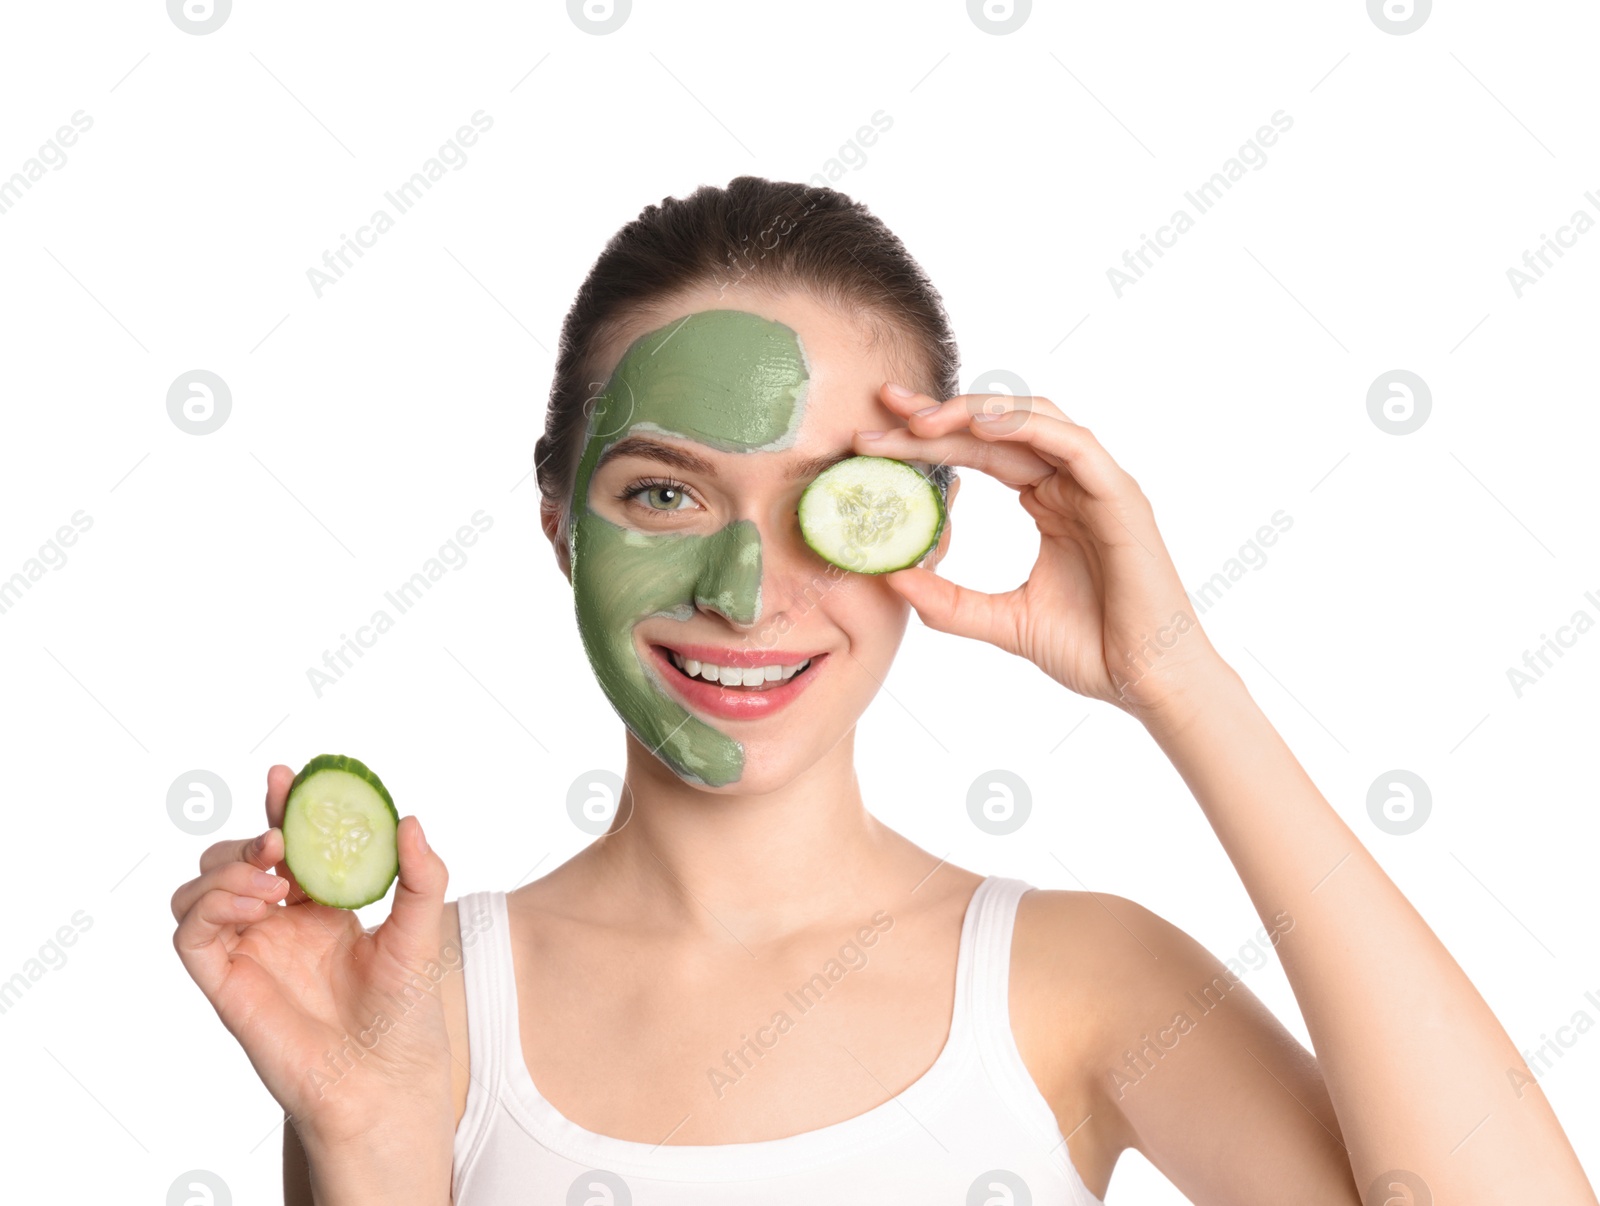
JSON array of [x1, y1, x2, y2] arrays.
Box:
[[686, 743, 822, 797], [738, 727, 856, 794]]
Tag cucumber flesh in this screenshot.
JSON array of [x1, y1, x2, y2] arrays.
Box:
[[798, 455, 946, 574], [282, 754, 399, 909]]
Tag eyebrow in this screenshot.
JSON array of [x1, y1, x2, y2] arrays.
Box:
[[595, 435, 857, 482]]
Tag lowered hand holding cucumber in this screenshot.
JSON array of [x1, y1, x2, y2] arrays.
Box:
[[168, 757, 455, 1200]]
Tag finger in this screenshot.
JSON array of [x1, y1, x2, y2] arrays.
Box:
[[880, 382, 1075, 426], [197, 827, 280, 876], [376, 816, 449, 965], [853, 426, 1053, 491], [262, 764, 313, 904], [965, 410, 1133, 503], [264, 763, 294, 830], [172, 887, 274, 998], [882, 564, 1023, 651], [171, 858, 290, 923]]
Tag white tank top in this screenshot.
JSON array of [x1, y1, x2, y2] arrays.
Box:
[[452, 876, 1105, 1205]]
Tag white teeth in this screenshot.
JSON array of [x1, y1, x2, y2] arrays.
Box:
[[665, 649, 813, 685]]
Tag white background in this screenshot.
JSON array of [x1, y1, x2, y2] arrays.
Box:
[[1, 1, 1596, 1201]]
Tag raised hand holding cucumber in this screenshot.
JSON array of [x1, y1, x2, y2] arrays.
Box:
[[169, 759, 453, 1202], [852, 381, 1223, 722]]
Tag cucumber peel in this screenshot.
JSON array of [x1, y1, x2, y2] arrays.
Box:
[[798, 455, 947, 574], [282, 753, 400, 909]]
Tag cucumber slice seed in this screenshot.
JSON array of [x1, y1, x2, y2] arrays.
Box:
[[798, 456, 947, 574], [282, 753, 400, 909]]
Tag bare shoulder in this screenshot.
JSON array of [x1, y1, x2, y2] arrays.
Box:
[[1010, 888, 1333, 1199], [1012, 887, 1230, 1020], [1008, 888, 1176, 1172], [1011, 886, 1292, 1082]]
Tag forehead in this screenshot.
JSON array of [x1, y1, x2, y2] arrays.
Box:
[[586, 291, 909, 454], [566, 293, 924, 517], [599, 308, 809, 453]]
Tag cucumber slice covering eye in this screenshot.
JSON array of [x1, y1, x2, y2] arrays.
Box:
[[282, 753, 400, 909], [798, 455, 947, 574]]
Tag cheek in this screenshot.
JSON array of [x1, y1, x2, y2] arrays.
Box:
[[569, 512, 756, 788], [571, 515, 765, 654], [822, 573, 911, 658], [576, 538, 696, 637], [572, 539, 694, 697]]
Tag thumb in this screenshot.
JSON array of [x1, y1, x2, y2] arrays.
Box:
[[379, 815, 448, 962], [884, 565, 1017, 651]]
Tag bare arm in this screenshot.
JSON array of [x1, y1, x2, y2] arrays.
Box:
[[1129, 660, 1595, 1203]]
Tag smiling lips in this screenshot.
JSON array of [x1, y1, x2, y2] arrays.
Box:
[[647, 642, 827, 720]]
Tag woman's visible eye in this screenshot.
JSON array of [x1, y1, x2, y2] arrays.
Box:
[[618, 476, 702, 514]]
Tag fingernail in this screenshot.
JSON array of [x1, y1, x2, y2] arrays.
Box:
[[973, 410, 1008, 422], [251, 832, 267, 855], [416, 821, 428, 853], [884, 382, 915, 398], [234, 894, 263, 913], [857, 429, 884, 440], [251, 870, 281, 891], [913, 404, 940, 417]]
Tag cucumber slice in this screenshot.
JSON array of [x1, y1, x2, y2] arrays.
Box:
[[798, 455, 946, 574], [282, 754, 399, 909]]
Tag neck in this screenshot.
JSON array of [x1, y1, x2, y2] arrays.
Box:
[[580, 724, 915, 943]]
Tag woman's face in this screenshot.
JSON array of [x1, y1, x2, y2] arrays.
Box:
[[547, 287, 957, 792]]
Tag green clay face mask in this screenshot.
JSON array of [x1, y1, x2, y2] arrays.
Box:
[[567, 309, 810, 787]]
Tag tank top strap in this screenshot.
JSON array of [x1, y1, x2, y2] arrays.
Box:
[[962, 876, 1036, 1056], [962, 875, 1072, 1156], [455, 889, 517, 1109]]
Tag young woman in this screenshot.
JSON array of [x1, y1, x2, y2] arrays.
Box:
[[171, 177, 1596, 1205]]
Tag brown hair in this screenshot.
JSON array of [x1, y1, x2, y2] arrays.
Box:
[[535, 176, 960, 534]]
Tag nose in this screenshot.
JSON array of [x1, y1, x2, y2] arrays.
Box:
[[695, 507, 839, 645], [693, 518, 763, 626]]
